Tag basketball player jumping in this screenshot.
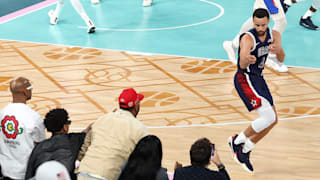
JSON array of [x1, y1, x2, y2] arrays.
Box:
[[228, 8, 285, 173]]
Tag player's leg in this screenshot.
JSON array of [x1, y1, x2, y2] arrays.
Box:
[[70, 0, 96, 33], [264, 0, 289, 72], [300, 0, 319, 30], [283, 0, 307, 12], [248, 105, 278, 142], [229, 73, 278, 172], [235, 98, 277, 146], [48, 0, 66, 25], [230, 99, 277, 173]]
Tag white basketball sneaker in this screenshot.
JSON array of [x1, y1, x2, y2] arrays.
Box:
[[87, 20, 96, 33], [223, 41, 237, 64], [91, 0, 100, 4], [277, 63, 288, 73], [48, 10, 58, 25], [266, 54, 288, 73], [143, 0, 152, 7]]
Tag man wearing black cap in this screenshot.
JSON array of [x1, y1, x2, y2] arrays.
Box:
[[78, 88, 148, 180], [25, 108, 92, 180]]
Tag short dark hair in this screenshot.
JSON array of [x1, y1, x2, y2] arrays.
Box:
[[190, 138, 212, 167], [44, 108, 71, 133], [253, 8, 270, 19]]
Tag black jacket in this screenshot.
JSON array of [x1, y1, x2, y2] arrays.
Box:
[[173, 165, 230, 180], [25, 133, 86, 180]]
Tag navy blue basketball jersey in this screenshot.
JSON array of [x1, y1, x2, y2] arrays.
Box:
[[237, 28, 273, 76]]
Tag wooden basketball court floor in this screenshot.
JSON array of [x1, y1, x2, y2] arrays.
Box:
[[0, 40, 319, 179]]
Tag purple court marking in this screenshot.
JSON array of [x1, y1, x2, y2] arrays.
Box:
[[0, 0, 57, 24]]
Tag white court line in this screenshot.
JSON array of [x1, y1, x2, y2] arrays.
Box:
[[70, 114, 320, 130], [77, 0, 224, 32]]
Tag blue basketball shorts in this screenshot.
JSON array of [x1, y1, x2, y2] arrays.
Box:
[[234, 72, 274, 112]]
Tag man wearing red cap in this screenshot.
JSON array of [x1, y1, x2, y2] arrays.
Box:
[[78, 88, 148, 180]]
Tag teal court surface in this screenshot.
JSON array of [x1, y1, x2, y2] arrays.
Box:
[[0, 0, 319, 68]]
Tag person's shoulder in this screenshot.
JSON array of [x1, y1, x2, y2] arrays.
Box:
[[173, 166, 194, 180], [32, 137, 52, 150], [21, 104, 41, 116], [8, 103, 42, 119], [242, 33, 254, 42]]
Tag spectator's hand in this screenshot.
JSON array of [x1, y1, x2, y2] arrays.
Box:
[[83, 122, 94, 133], [211, 149, 223, 166], [174, 161, 183, 170]]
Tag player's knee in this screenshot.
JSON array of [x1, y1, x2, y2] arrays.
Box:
[[251, 108, 276, 133]]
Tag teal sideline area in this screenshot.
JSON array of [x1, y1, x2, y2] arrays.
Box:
[[0, 0, 45, 17], [0, 0, 319, 68]]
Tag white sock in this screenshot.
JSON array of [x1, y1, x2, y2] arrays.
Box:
[[243, 138, 255, 153], [303, 10, 314, 19], [54, 0, 66, 17], [70, 0, 91, 25], [234, 132, 247, 145]]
